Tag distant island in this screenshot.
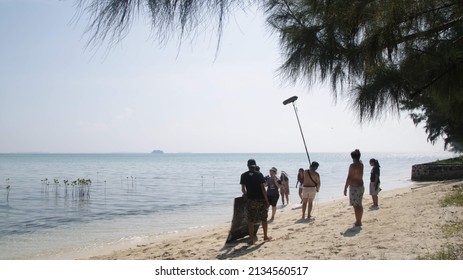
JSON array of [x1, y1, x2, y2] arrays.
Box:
[[151, 150, 164, 154]]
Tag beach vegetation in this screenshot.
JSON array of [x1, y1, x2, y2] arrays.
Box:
[[72, 178, 92, 200], [419, 183, 463, 259], [41, 178, 49, 192], [41, 178, 92, 201], [435, 156, 463, 165], [76, 0, 463, 152], [442, 221, 463, 237], [417, 244, 463, 260], [440, 184, 463, 207]]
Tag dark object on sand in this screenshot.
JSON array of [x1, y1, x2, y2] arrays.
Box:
[[226, 196, 259, 243]]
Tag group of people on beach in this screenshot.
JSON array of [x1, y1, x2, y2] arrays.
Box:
[[240, 149, 381, 245]]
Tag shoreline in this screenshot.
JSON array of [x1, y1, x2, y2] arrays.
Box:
[[85, 180, 463, 260]]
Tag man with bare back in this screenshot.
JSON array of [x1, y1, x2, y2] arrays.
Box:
[[344, 149, 364, 227]]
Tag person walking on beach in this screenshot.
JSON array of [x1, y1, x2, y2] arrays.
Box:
[[344, 149, 364, 227], [297, 168, 304, 203], [280, 171, 290, 205], [369, 158, 381, 208], [240, 159, 272, 245], [265, 167, 281, 221], [302, 161, 320, 220]]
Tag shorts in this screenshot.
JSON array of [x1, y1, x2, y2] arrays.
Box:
[[267, 194, 279, 207], [246, 199, 268, 223], [369, 182, 381, 195], [267, 189, 279, 207], [349, 185, 365, 206], [302, 187, 317, 201]]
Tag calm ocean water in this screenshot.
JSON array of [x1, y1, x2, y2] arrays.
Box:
[[0, 152, 451, 259]]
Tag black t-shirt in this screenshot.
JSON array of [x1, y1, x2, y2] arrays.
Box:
[[370, 166, 380, 183], [240, 170, 266, 199]]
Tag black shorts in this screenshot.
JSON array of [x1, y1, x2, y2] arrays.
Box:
[[268, 194, 279, 207]]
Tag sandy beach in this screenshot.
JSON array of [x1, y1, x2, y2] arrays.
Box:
[[89, 180, 463, 260]]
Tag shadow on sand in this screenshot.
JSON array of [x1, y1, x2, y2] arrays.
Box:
[[217, 238, 264, 259], [295, 217, 315, 224], [342, 226, 362, 237]]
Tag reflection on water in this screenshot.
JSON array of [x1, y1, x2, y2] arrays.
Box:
[[0, 152, 450, 259]]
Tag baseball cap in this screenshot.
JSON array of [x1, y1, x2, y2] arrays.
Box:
[[247, 159, 257, 167]]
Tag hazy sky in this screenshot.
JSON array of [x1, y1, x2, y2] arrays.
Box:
[[0, 0, 454, 155]]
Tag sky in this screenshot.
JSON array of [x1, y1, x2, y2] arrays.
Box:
[[0, 0, 455, 155]]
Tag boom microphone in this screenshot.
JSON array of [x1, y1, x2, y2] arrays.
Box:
[[283, 96, 298, 105], [282, 95, 312, 165]]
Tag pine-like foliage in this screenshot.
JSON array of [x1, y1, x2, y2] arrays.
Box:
[[266, 0, 463, 151], [77, 0, 463, 151]]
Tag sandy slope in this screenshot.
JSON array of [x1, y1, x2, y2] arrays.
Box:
[[89, 180, 463, 260]]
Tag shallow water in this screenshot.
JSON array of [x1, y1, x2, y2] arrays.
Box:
[[0, 152, 450, 259]]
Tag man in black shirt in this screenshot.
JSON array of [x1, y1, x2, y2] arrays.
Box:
[[240, 159, 272, 245]]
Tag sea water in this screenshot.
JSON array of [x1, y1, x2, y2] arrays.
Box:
[[0, 152, 450, 259]]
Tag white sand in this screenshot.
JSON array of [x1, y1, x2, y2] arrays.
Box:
[[89, 180, 463, 260]]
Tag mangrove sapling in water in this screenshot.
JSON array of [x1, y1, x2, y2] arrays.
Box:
[[63, 180, 69, 198], [6, 178, 10, 202], [76, 178, 91, 200], [40, 177, 92, 201], [41, 178, 49, 193], [53, 178, 60, 197]]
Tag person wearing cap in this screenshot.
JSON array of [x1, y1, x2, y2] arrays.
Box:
[[302, 161, 320, 220], [240, 159, 272, 245], [265, 167, 281, 221], [344, 149, 365, 227]]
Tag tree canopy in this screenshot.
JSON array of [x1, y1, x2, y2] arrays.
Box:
[[76, 0, 251, 48], [265, 0, 463, 152], [77, 0, 463, 152]]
